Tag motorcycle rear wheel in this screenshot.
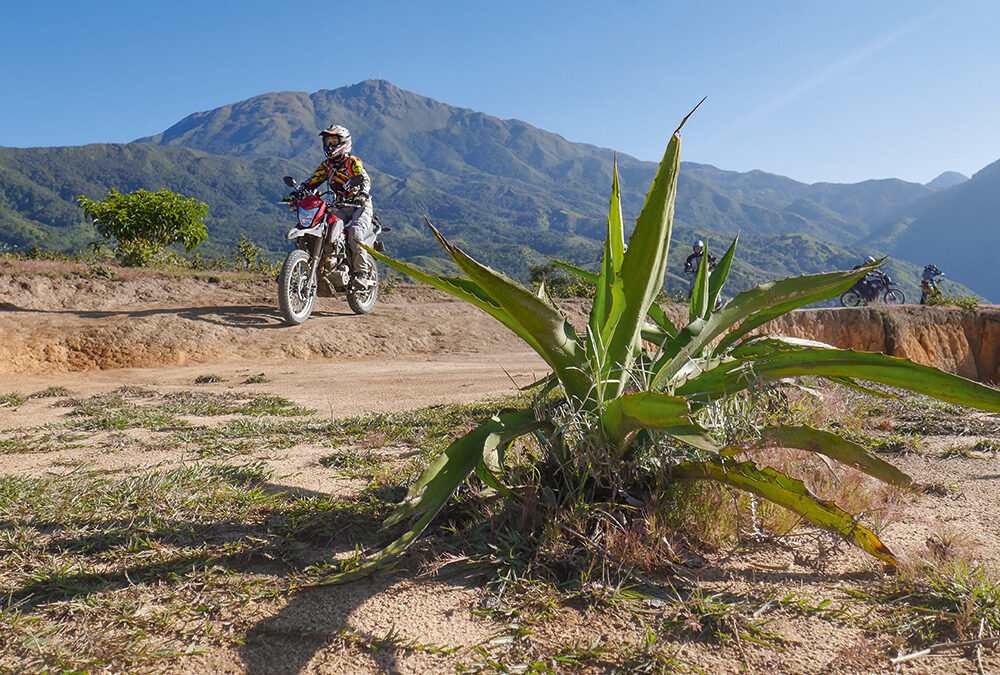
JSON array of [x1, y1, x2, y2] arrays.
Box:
[[347, 251, 379, 315], [883, 288, 905, 305], [840, 290, 864, 307], [278, 249, 316, 325]]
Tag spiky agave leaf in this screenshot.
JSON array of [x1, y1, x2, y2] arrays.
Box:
[[649, 267, 873, 391], [713, 259, 884, 356], [600, 390, 692, 454], [364, 225, 593, 405], [689, 240, 712, 324], [324, 409, 547, 584], [674, 459, 898, 566], [707, 234, 739, 315], [590, 157, 626, 362], [678, 347, 1000, 413], [749, 424, 913, 487], [598, 131, 681, 400], [425, 221, 593, 405]]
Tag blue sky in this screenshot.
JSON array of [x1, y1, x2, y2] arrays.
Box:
[[1, 0, 997, 184]]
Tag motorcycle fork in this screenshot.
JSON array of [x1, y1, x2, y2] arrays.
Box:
[[308, 235, 324, 289]]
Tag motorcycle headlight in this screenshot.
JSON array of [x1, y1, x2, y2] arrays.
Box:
[[297, 206, 321, 228]]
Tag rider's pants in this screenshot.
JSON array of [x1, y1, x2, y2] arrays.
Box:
[[333, 200, 375, 282]]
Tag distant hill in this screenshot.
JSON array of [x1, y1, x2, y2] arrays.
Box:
[[926, 171, 969, 189], [0, 79, 989, 301]]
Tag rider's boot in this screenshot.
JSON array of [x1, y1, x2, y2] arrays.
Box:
[[348, 242, 374, 289]]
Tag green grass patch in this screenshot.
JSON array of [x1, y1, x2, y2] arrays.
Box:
[[0, 461, 385, 672], [0, 392, 26, 408], [194, 374, 226, 384], [29, 386, 73, 399]]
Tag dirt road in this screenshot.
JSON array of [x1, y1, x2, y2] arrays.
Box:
[[0, 267, 551, 417]]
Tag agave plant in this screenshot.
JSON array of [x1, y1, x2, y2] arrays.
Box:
[[340, 113, 1000, 581]]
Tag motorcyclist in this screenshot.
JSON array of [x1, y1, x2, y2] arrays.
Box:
[[851, 256, 884, 302], [920, 264, 944, 304], [684, 240, 717, 296], [287, 125, 376, 286]]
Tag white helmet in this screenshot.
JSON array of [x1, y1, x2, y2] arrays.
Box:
[[319, 124, 352, 160], [694, 240, 704, 249]]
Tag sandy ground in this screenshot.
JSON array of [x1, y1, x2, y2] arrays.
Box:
[[3, 266, 1000, 674]]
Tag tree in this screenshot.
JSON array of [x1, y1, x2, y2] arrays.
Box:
[[76, 188, 208, 266]]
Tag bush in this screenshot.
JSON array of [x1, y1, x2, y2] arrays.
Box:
[[76, 188, 208, 267], [926, 282, 982, 310]]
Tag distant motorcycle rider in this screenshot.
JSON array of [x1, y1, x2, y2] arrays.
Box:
[[851, 256, 884, 301], [684, 240, 717, 296], [288, 125, 376, 286], [920, 264, 944, 304]]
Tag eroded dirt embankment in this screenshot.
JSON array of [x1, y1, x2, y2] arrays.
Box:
[[1, 268, 998, 383], [764, 305, 1000, 384]]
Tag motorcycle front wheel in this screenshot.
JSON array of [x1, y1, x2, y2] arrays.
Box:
[[278, 249, 316, 325], [347, 251, 379, 315], [883, 288, 905, 305], [840, 289, 864, 307]]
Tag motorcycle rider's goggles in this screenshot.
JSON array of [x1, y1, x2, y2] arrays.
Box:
[[324, 136, 344, 150]]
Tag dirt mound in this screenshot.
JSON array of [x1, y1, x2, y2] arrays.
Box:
[[0, 267, 544, 375], [2, 264, 997, 383], [765, 305, 1000, 384]]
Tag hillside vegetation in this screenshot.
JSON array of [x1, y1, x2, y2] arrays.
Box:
[[0, 80, 992, 299]]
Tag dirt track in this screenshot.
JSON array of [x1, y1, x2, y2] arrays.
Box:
[[0, 268, 554, 416]]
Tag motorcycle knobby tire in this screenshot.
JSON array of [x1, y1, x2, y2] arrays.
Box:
[[347, 251, 379, 315], [278, 249, 317, 325]]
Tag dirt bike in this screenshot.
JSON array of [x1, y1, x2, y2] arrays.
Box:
[[839, 270, 905, 307], [920, 264, 944, 305], [276, 176, 388, 325]]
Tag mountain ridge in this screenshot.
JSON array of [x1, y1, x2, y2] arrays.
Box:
[[1, 79, 993, 300]]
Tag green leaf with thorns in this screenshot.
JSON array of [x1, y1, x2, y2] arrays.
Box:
[[352, 106, 1000, 579]]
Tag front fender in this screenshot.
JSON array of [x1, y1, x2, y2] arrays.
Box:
[[287, 224, 324, 240]]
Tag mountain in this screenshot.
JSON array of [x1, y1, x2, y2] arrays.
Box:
[[136, 80, 939, 244], [926, 171, 969, 189], [0, 79, 987, 301], [0, 144, 301, 257], [876, 158, 1000, 300]]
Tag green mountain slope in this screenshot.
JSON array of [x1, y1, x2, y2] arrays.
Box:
[[137, 80, 938, 246], [875, 158, 1000, 301], [1, 79, 988, 302]]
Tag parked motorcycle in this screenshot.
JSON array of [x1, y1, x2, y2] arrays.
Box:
[[276, 176, 388, 325], [920, 264, 944, 305], [839, 270, 905, 307]]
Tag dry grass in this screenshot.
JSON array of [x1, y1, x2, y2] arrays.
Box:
[[2, 382, 999, 672]]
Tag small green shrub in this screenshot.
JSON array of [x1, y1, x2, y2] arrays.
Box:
[[76, 188, 208, 267], [926, 282, 982, 309]]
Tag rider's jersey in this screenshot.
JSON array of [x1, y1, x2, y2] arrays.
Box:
[[684, 252, 717, 275], [301, 154, 372, 205]]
